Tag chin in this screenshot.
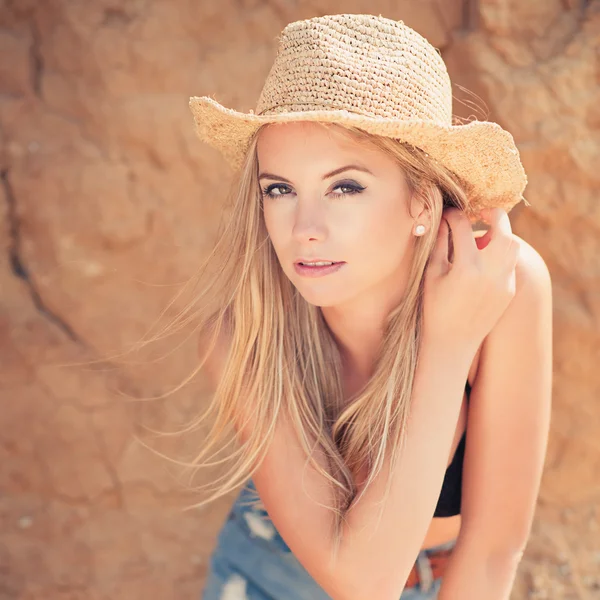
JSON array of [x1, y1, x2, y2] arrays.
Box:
[[295, 286, 352, 308]]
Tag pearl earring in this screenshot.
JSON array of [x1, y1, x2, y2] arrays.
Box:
[[414, 224, 426, 236]]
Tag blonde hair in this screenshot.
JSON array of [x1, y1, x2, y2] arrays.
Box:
[[153, 122, 470, 560]]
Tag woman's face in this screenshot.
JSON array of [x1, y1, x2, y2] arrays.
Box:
[[256, 122, 425, 309]]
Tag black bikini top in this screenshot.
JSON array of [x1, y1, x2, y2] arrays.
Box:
[[432, 380, 471, 518]]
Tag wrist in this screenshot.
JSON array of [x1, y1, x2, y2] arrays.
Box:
[[418, 330, 479, 374]]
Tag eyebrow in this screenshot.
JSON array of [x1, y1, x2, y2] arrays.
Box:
[[258, 164, 374, 183]]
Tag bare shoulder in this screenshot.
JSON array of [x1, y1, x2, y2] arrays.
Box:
[[478, 232, 553, 360], [468, 234, 551, 385], [511, 233, 552, 295]]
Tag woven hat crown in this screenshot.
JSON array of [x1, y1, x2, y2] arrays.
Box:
[[255, 14, 453, 125], [188, 13, 529, 214]]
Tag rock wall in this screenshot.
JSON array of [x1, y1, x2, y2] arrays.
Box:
[[444, 2, 600, 596], [0, 0, 598, 597]]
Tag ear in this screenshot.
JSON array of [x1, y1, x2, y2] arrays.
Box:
[[408, 187, 433, 230]]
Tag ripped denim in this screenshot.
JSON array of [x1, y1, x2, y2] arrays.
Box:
[[201, 479, 455, 600]]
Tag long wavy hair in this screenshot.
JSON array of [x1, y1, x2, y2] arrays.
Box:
[[153, 122, 470, 560]]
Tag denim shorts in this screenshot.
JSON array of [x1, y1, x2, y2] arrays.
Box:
[[201, 479, 456, 600]]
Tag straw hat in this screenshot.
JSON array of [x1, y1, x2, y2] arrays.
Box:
[[189, 13, 528, 214]]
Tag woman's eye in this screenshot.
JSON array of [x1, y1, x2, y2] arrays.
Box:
[[261, 184, 291, 198], [261, 181, 365, 199], [331, 182, 365, 196]]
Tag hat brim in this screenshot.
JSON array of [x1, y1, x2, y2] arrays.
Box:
[[189, 96, 528, 214]]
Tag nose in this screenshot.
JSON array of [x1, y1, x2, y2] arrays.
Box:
[[292, 198, 328, 243]]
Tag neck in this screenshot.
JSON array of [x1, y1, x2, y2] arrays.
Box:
[[320, 304, 386, 382]]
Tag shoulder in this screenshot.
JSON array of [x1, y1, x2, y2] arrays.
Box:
[[488, 232, 552, 336], [511, 234, 552, 298], [468, 234, 552, 384], [497, 233, 552, 338], [476, 233, 553, 372]]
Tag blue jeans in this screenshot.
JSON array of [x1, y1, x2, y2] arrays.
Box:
[[202, 479, 456, 599]]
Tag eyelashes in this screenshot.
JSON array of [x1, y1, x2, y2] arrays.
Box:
[[261, 184, 290, 198], [261, 181, 366, 199]]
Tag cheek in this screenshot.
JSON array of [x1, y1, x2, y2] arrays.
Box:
[[263, 206, 278, 240], [263, 208, 288, 257], [358, 204, 412, 266]]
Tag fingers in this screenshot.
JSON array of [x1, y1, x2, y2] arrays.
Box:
[[479, 207, 518, 267], [428, 207, 516, 279], [443, 207, 478, 264], [474, 230, 491, 250], [428, 216, 450, 277], [479, 207, 513, 242]]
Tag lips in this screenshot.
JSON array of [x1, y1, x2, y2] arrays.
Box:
[[293, 261, 346, 277], [295, 260, 343, 265]]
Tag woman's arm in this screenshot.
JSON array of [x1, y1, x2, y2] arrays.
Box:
[[198, 314, 475, 598], [437, 237, 553, 599], [237, 337, 475, 600]]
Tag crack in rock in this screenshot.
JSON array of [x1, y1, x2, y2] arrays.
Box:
[[29, 21, 43, 99], [462, 0, 479, 32], [1, 169, 82, 343]]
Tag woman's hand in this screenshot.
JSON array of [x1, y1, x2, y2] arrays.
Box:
[[422, 207, 520, 352]]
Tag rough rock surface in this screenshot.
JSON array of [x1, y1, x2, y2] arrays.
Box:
[[0, 0, 598, 598]]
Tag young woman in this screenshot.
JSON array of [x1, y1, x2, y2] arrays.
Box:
[[185, 14, 553, 600]]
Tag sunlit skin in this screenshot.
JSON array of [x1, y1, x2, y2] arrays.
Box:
[[200, 120, 552, 568], [257, 121, 432, 380]]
